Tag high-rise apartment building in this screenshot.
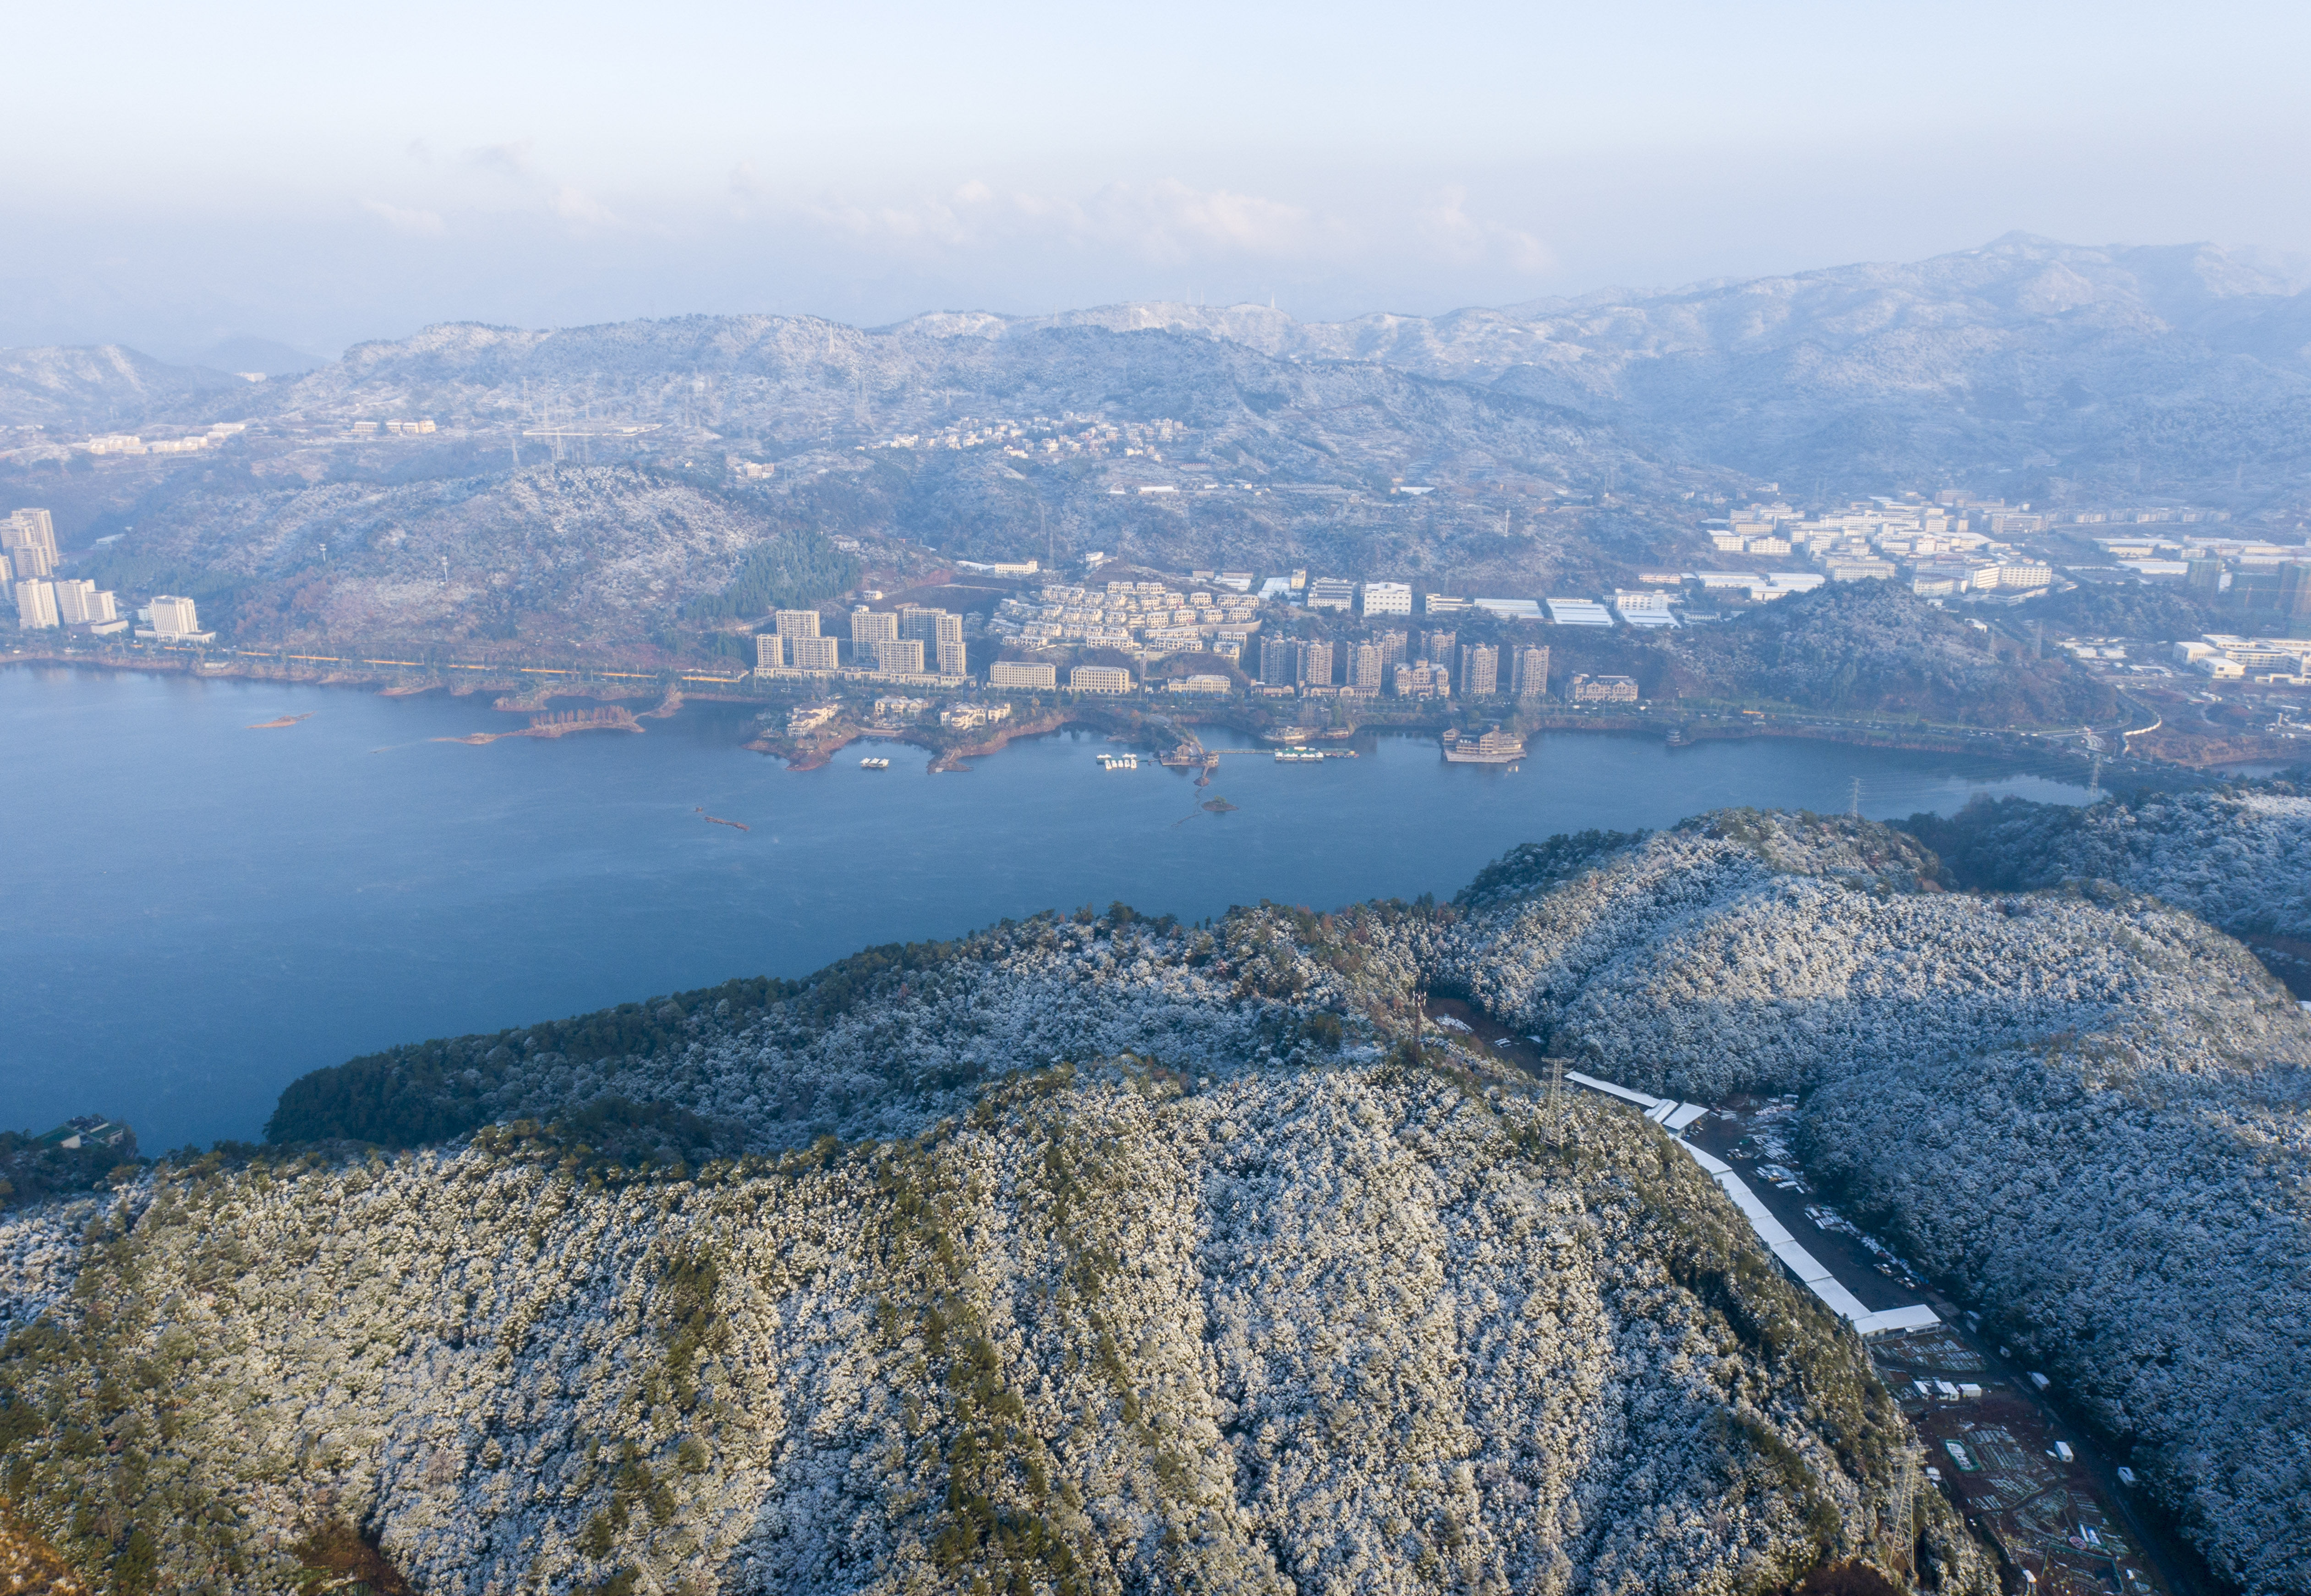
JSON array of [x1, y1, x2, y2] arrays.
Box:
[[1376, 630, 1408, 670], [15, 580, 58, 629], [1259, 636, 1299, 687], [1347, 642, 1385, 691], [1512, 644, 1551, 699], [1300, 640, 1333, 687], [902, 607, 967, 676], [1420, 629, 1457, 665], [2283, 562, 2311, 619], [5, 509, 57, 557], [756, 633, 787, 669], [1459, 643, 1499, 697], [873, 638, 926, 674], [8, 542, 54, 579], [850, 608, 899, 646], [789, 635, 840, 670], [54, 579, 117, 625], [774, 608, 821, 639]]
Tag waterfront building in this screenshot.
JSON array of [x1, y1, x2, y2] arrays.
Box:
[[1392, 661, 1451, 700], [1443, 726, 1527, 764], [1459, 643, 1499, 697], [148, 595, 202, 637], [1420, 629, 1457, 665], [1570, 673, 1641, 704], [874, 638, 926, 675], [53, 579, 118, 626], [1070, 665, 1133, 694], [789, 635, 840, 671], [1359, 581, 1413, 616], [15, 579, 59, 629], [775, 608, 821, 639], [787, 703, 840, 734], [873, 694, 931, 721], [1512, 644, 1550, 699], [989, 660, 1056, 690]]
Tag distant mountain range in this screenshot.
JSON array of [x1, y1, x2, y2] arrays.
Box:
[[9, 234, 2311, 502], [6, 235, 2310, 652]]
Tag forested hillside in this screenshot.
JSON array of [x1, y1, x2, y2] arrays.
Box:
[[0, 1063, 1988, 1596], [9, 809, 2310, 1594], [1427, 814, 2311, 1596], [1900, 781, 2311, 940]]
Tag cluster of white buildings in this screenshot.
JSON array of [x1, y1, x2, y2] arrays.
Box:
[[755, 603, 969, 685], [77, 421, 247, 458], [1254, 629, 1554, 703], [873, 414, 1186, 464], [991, 579, 1266, 668], [7, 510, 126, 636], [1705, 496, 2053, 598], [2174, 635, 2311, 683]]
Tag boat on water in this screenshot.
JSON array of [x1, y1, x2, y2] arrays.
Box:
[[1274, 748, 1326, 763], [1442, 727, 1528, 765], [859, 756, 890, 769], [1096, 753, 1140, 771]]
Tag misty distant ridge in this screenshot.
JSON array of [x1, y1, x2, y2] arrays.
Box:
[[9, 233, 2311, 499]]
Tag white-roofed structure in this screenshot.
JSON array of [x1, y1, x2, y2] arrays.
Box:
[[1565, 1070, 1939, 1340], [1545, 597, 1614, 626]]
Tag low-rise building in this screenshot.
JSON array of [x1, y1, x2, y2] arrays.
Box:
[[787, 703, 840, 734], [1305, 577, 1357, 612], [1166, 674, 1232, 695], [989, 660, 1057, 690], [1070, 665, 1134, 694], [1545, 597, 1614, 627], [1359, 581, 1413, 616], [873, 695, 931, 721], [1392, 661, 1451, 700], [1570, 673, 1641, 704]]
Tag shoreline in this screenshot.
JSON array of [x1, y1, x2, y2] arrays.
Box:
[[1, 650, 2164, 784]]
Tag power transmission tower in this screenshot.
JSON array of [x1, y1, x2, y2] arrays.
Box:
[[1848, 776, 1862, 818]]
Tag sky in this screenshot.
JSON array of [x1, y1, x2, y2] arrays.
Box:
[[6, 0, 2309, 362]]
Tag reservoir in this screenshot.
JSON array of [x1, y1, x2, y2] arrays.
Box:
[[2, 666, 2097, 1150]]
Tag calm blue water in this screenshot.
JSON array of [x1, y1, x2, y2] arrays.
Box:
[[2, 667, 2094, 1150]]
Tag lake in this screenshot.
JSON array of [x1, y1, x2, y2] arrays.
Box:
[[2, 666, 2096, 1150]]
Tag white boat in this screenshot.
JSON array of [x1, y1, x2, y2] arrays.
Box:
[[859, 756, 890, 769], [1096, 753, 1139, 771], [1274, 748, 1326, 762]]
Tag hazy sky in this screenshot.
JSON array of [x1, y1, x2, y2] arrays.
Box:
[[8, 0, 2308, 360]]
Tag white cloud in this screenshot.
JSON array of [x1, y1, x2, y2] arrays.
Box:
[[1418, 185, 1553, 273], [359, 199, 446, 237]]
